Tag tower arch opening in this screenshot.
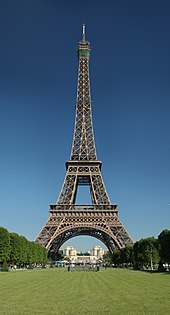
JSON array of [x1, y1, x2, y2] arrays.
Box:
[[46, 225, 122, 260], [61, 235, 107, 253]]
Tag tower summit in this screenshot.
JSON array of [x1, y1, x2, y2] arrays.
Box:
[[36, 27, 133, 258], [82, 24, 86, 42]]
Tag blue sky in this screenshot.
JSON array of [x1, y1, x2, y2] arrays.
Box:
[[0, 0, 170, 252]]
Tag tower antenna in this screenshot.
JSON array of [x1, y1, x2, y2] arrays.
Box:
[[82, 24, 86, 42]]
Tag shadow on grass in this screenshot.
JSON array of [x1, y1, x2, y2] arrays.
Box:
[[137, 269, 170, 275]]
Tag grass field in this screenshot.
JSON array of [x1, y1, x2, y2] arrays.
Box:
[[0, 268, 170, 315]]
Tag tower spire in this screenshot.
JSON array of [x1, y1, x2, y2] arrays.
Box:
[[82, 24, 86, 42]]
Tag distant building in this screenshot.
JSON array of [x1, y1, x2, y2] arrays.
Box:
[[89, 245, 106, 259], [63, 245, 107, 263], [63, 245, 80, 258]]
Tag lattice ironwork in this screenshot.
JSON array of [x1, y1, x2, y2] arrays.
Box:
[[36, 25, 133, 258], [70, 32, 96, 161]]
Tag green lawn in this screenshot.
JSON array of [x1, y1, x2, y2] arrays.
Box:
[[0, 268, 170, 315]]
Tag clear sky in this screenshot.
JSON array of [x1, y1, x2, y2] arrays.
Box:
[[0, 0, 170, 252]]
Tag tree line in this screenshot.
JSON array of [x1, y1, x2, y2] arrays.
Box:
[[0, 227, 47, 268], [104, 229, 170, 271], [1, 226, 170, 271]]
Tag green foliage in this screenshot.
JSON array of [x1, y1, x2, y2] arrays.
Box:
[[1, 226, 47, 266], [111, 231, 169, 270], [10, 233, 25, 265], [1, 260, 9, 272], [112, 249, 120, 266], [158, 260, 166, 272], [27, 241, 48, 265], [0, 227, 10, 262], [1, 225, 170, 272], [103, 252, 113, 263], [82, 252, 90, 256], [158, 229, 170, 264], [119, 245, 133, 264], [133, 237, 160, 269], [19, 236, 29, 263], [111, 238, 161, 270], [112, 246, 133, 267], [55, 250, 64, 261]]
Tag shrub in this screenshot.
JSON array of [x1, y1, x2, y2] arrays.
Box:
[[1, 260, 9, 272]]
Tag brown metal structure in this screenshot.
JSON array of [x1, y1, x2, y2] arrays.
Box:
[[35, 26, 133, 258]]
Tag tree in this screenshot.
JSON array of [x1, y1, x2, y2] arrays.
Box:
[[34, 242, 48, 264], [112, 250, 120, 267], [64, 256, 71, 263], [133, 237, 160, 269], [103, 252, 113, 264], [142, 237, 160, 269], [1, 226, 47, 266], [1, 260, 9, 272], [119, 246, 133, 266], [20, 236, 29, 264], [26, 241, 47, 265], [158, 229, 170, 265], [55, 250, 64, 261], [27, 241, 37, 265], [0, 227, 10, 263], [10, 233, 23, 265], [133, 240, 144, 268]]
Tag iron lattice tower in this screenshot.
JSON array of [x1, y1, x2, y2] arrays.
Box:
[[36, 26, 133, 258]]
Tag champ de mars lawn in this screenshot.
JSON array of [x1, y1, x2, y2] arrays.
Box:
[[0, 268, 170, 315]]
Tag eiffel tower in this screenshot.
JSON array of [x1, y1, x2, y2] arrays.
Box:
[[36, 25, 133, 258]]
